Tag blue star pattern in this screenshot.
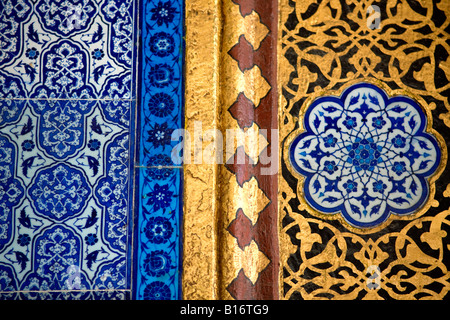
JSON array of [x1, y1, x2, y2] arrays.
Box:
[[0, 0, 32, 65], [28, 163, 90, 221], [147, 122, 174, 150], [150, 1, 177, 27], [290, 83, 441, 228]]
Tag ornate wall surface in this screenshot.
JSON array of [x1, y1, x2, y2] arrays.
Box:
[[183, 0, 450, 300], [0, 0, 139, 299], [278, 0, 450, 300], [0, 0, 184, 299], [183, 0, 280, 300], [0, 0, 449, 300]]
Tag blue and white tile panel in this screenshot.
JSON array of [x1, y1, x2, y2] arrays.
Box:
[[0, 0, 138, 299]]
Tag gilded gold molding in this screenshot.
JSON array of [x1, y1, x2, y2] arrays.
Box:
[[218, 0, 273, 300], [183, 0, 221, 300], [184, 0, 279, 299]]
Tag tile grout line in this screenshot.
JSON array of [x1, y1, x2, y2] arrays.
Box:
[[129, 0, 140, 299]]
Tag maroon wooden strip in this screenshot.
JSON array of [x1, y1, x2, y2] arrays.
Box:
[[226, 0, 279, 300]]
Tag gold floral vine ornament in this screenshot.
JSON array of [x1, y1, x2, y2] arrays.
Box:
[[279, 0, 450, 299]]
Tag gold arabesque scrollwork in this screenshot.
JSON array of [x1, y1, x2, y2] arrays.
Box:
[[279, 0, 450, 299]]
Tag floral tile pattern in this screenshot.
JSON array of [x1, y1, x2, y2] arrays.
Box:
[[3, 0, 183, 300], [133, 167, 182, 300], [139, 0, 184, 167], [0, 0, 138, 299], [289, 83, 442, 229], [133, 0, 184, 300]]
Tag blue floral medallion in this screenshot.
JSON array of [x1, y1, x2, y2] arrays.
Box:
[[28, 163, 90, 222], [289, 83, 441, 228]]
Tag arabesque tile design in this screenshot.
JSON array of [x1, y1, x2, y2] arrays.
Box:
[[0, 0, 183, 300]]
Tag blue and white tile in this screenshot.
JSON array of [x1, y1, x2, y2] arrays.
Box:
[[289, 83, 442, 229], [0, 0, 138, 299], [139, 0, 184, 167], [2, 1, 136, 100], [133, 167, 182, 300], [0, 101, 135, 294]]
